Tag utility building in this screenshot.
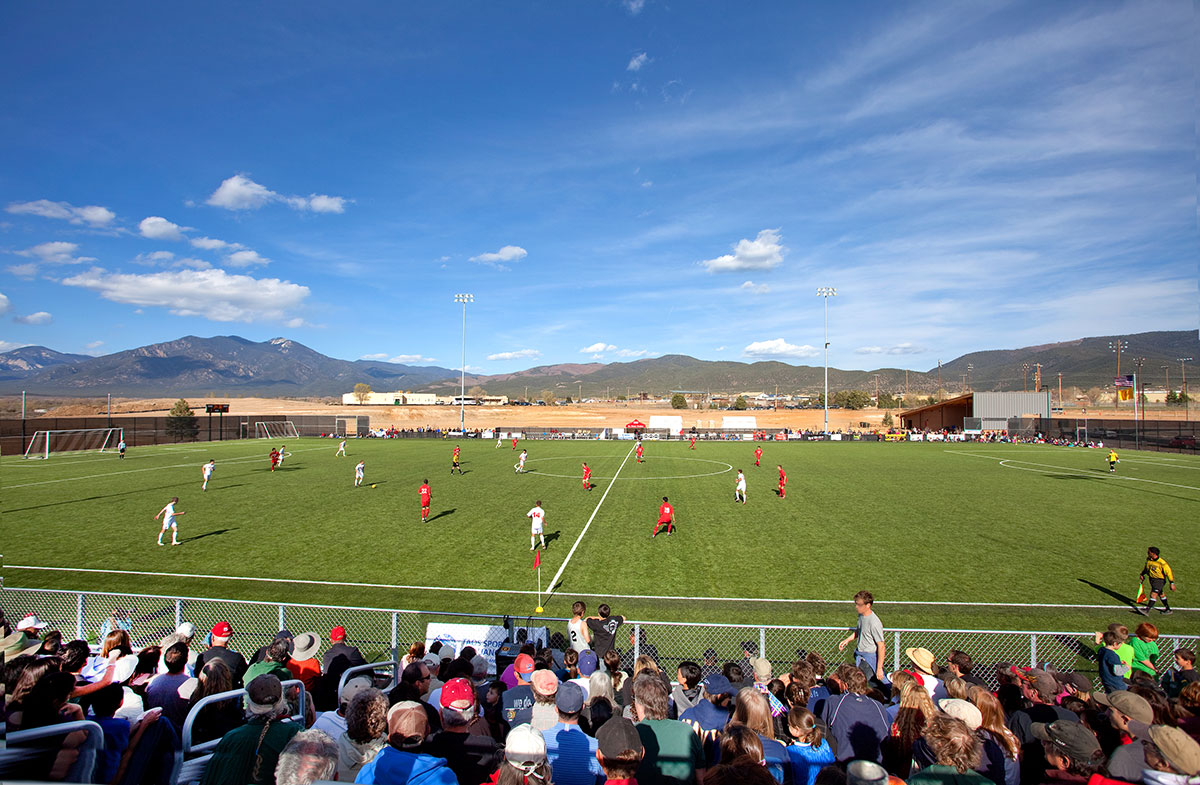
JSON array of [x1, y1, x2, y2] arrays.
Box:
[[901, 391, 1051, 432]]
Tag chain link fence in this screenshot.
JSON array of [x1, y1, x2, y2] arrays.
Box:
[[5, 587, 1196, 691]]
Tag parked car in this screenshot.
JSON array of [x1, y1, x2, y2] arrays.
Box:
[[1168, 436, 1196, 449]]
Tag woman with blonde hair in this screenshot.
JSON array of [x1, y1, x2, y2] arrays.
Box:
[[883, 678, 936, 777], [620, 654, 662, 714], [731, 687, 790, 783], [968, 686, 1019, 785], [581, 670, 614, 735]]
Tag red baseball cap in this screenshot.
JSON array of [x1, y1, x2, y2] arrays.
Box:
[[211, 622, 233, 637], [439, 677, 476, 710], [514, 653, 535, 675], [330, 626, 346, 642]]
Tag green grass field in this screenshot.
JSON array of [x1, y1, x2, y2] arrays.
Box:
[[3, 437, 1198, 633]]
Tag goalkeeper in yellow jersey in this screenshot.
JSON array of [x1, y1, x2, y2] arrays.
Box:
[[1138, 546, 1175, 616]]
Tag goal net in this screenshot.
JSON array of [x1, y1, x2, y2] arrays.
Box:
[[255, 421, 300, 439], [24, 427, 123, 459], [334, 416, 366, 437]]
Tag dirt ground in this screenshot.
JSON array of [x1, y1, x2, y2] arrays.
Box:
[[15, 396, 1188, 431]]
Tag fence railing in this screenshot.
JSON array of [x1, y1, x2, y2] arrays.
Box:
[[4, 587, 1196, 692]]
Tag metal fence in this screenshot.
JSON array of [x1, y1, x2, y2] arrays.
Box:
[[5, 587, 1196, 690]]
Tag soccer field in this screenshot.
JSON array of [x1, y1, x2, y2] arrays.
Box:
[[3, 436, 1197, 633]]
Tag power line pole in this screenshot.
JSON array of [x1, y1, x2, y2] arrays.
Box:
[[1022, 363, 1030, 393], [1110, 339, 1124, 408], [873, 374, 880, 406], [937, 360, 942, 402], [967, 363, 974, 392], [961, 374, 968, 393], [1179, 357, 1193, 421], [905, 369, 909, 400], [1034, 363, 1042, 393], [1057, 372, 1063, 411]]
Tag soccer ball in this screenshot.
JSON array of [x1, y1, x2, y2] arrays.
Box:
[[371, 484, 377, 488]]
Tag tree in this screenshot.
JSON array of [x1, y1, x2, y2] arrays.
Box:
[[671, 393, 687, 409], [877, 392, 900, 409], [540, 390, 555, 405], [833, 390, 872, 410], [564, 396, 573, 404], [733, 396, 748, 410], [166, 398, 199, 443], [1085, 387, 1105, 406], [882, 410, 894, 427], [353, 383, 372, 404], [617, 394, 627, 401], [468, 385, 486, 397]]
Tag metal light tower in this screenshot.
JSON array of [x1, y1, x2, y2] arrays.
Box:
[[1109, 339, 1124, 408], [816, 287, 836, 434], [1179, 357, 1193, 421], [454, 293, 474, 432]]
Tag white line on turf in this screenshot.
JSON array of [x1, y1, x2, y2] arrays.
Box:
[[10, 565, 1196, 611], [544, 444, 637, 600], [523, 455, 732, 481], [947, 450, 1200, 492]]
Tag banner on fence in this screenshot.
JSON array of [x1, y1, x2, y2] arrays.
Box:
[[425, 622, 548, 673]]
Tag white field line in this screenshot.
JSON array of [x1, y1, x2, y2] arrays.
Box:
[[4, 445, 330, 490], [946, 449, 1200, 493], [9, 565, 1197, 612], [544, 444, 637, 600]]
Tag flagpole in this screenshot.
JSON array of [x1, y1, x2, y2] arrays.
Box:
[[536, 563, 543, 614]]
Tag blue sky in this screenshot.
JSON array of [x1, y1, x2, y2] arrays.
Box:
[[0, 1, 1194, 374]]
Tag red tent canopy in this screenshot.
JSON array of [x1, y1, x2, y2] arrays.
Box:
[[626, 419, 646, 429]]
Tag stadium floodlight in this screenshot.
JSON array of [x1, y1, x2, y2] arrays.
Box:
[[1179, 357, 1193, 421], [816, 287, 836, 434], [455, 293, 474, 433]]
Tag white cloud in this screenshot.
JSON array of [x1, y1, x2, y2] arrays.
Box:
[[487, 349, 542, 361], [469, 245, 528, 269], [0, 292, 9, 315], [856, 343, 924, 355], [623, 0, 646, 14], [715, 346, 726, 352], [171, 257, 213, 270], [284, 317, 308, 329], [743, 338, 820, 359], [360, 353, 389, 360], [13, 311, 52, 325], [6, 199, 115, 227], [139, 216, 186, 241], [84, 340, 105, 355], [190, 236, 238, 251], [206, 174, 349, 213], [17, 241, 95, 265], [388, 354, 438, 364], [134, 250, 176, 265], [627, 52, 650, 72], [615, 348, 650, 358], [227, 249, 270, 267], [741, 281, 770, 294], [7, 264, 37, 279], [61, 267, 310, 323], [641, 180, 653, 188], [581, 342, 617, 353], [701, 229, 786, 273], [0, 339, 31, 352]]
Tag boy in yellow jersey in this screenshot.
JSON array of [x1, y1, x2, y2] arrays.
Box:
[[1107, 449, 1119, 472], [1138, 546, 1175, 615]]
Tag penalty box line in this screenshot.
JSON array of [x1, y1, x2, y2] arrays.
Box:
[[10, 565, 1196, 612], [544, 443, 637, 602]]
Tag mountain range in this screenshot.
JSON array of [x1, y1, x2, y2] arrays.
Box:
[[0, 330, 1194, 399]]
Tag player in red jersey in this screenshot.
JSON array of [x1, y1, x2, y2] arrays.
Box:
[[754, 446, 763, 467], [512, 437, 518, 450], [635, 442, 644, 463], [582, 462, 592, 491], [689, 436, 697, 450], [419, 479, 432, 522], [652, 496, 675, 538], [269, 448, 280, 472], [777, 464, 787, 498]]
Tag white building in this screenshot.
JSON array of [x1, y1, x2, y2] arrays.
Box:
[[341, 391, 438, 406]]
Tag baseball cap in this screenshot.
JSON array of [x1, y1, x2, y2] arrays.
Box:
[[16, 614, 48, 632], [1059, 672, 1092, 693], [702, 674, 737, 697], [246, 674, 287, 716], [597, 717, 643, 759], [556, 681, 584, 713], [505, 724, 547, 766], [752, 657, 773, 682], [211, 621, 233, 638], [1148, 725, 1200, 776], [176, 622, 196, 639], [578, 650, 599, 677], [531, 669, 559, 696], [1032, 720, 1101, 762], [340, 676, 373, 706], [514, 653, 536, 676], [440, 677, 477, 710], [1012, 667, 1058, 698], [387, 701, 429, 746], [330, 626, 346, 642], [1093, 691, 1153, 725], [938, 698, 982, 731]]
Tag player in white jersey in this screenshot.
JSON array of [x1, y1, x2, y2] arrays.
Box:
[[155, 497, 186, 546], [354, 460, 366, 487], [336, 439, 347, 457], [202, 459, 215, 491], [496, 433, 503, 448], [277, 445, 286, 467], [527, 500, 546, 550], [515, 449, 528, 473], [568, 601, 591, 653], [735, 469, 747, 504]]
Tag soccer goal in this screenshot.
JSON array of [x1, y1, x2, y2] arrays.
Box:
[[334, 416, 366, 437], [24, 427, 124, 459], [254, 421, 300, 439]]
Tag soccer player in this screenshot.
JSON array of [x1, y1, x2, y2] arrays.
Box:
[[652, 497, 675, 538], [354, 460, 366, 487], [1107, 449, 1119, 473], [515, 449, 528, 473], [419, 479, 432, 522], [635, 442, 644, 463], [527, 500, 546, 550], [777, 464, 787, 499], [270, 448, 280, 472], [690, 436, 697, 450], [277, 445, 286, 468], [335, 438, 347, 457], [512, 437, 518, 450], [496, 433, 503, 448], [451, 445, 462, 475], [582, 462, 592, 491], [201, 459, 215, 491], [735, 469, 747, 504], [754, 445, 763, 467], [154, 497, 185, 546], [1138, 546, 1176, 615], [118, 437, 127, 459]]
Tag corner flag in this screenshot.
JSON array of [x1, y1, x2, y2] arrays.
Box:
[[1135, 578, 1148, 604], [533, 550, 541, 570]]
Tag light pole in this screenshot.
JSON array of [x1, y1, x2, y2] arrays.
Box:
[[1109, 339, 1124, 408], [1179, 357, 1193, 421], [816, 287, 836, 434], [454, 293, 473, 433]]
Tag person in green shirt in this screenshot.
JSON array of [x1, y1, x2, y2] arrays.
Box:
[[244, 638, 292, 684], [1129, 622, 1160, 677], [200, 674, 300, 785], [632, 673, 707, 784]]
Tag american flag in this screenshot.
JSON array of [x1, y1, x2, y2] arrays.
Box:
[[1114, 375, 1135, 388]]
